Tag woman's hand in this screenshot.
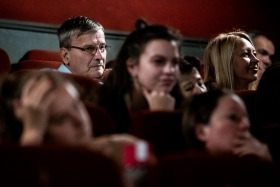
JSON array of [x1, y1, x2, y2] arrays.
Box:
[[232, 132, 273, 162], [142, 87, 175, 111], [14, 75, 56, 146]]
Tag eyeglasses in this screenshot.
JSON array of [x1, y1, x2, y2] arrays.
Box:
[[67, 44, 111, 55]]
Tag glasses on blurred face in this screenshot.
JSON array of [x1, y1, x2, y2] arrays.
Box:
[[67, 44, 111, 55]]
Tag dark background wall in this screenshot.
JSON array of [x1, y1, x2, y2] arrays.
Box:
[[0, 0, 279, 63]]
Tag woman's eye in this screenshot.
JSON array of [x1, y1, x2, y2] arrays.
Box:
[[243, 52, 249, 57], [227, 114, 239, 122], [153, 59, 165, 65]]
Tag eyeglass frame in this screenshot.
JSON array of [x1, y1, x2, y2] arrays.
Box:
[[66, 44, 111, 55]]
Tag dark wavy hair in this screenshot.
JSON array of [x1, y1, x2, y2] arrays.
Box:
[[95, 19, 182, 103], [181, 89, 233, 150]]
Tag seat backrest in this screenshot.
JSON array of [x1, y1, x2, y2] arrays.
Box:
[[9, 60, 61, 73], [260, 123, 280, 163], [61, 73, 100, 101], [84, 101, 117, 137], [0, 48, 11, 75], [148, 152, 280, 187], [19, 49, 62, 62], [0, 146, 125, 187], [130, 110, 186, 158], [235, 90, 256, 117]]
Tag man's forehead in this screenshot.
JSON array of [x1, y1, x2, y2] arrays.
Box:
[[74, 29, 104, 37], [72, 30, 106, 44]]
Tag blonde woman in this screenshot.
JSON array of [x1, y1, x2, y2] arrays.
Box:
[[203, 30, 259, 91]]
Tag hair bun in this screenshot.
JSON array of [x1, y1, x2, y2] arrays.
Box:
[[134, 19, 148, 30]]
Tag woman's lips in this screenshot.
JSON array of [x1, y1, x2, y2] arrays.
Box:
[[160, 78, 175, 86]]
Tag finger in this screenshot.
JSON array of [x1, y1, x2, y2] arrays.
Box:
[[21, 75, 41, 98], [22, 78, 54, 108]]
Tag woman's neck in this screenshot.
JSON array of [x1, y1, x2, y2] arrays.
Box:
[[234, 78, 249, 91]]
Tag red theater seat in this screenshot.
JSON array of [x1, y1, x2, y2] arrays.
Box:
[[61, 73, 100, 101], [0, 146, 125, 187], [148, 152, 280, 187], [19, 49, 62, 62], [84, 102, 117, 137], [9, 60, 61, 73], [130, 110, 186, 158], [235, 90, 256, 118], [0, 48, 11, 76]]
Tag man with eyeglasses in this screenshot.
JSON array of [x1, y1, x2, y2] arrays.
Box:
[[57, 16, 111, 84]]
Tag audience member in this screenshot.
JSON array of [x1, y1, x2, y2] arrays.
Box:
[[57, 16, 112, 84], [203, 29, 259, 91], [176, 56, 207, 98], [248, 30, 275, 88], [0, 71, 155, 168], [92, 19, 184, 133], [181, 89, 272, 162], [183, 55, 204, 78], [248, 30, 275, 77]]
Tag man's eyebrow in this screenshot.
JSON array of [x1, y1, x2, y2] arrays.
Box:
[[257, 49, 269, 55]]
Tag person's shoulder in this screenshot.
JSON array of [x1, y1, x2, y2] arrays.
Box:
[[40, 68, 59, 72], [57, 63, 72, 73]]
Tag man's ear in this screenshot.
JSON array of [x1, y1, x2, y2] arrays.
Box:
[[126, 58, 138, 76], [195, 124, 210, 142], [60, 47, 70, 66]]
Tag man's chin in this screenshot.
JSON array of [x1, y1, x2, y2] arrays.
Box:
[[91, 70, 104, 79], [88, 66, 103, 75]]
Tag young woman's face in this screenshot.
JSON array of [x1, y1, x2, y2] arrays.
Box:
[[132, 39, 180, 93], [177, 67, 207, 98], [197, 94, 250, 156], [233, 38, 259, 86], [47, 84, 92, 146]]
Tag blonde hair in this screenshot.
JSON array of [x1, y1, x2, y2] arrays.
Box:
[[203, 30, 254, 91]]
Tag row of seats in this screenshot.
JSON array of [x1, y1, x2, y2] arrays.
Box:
[[148, 152, 280, 187], [0, 145, 279, 187], [0, 146, 125, 187], [0, 48, 61, 75]]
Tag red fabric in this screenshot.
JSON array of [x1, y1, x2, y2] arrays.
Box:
[[10, 60, 61, 73], [0, 48, 11, 75], [0, 146, 125, 187], [149, 152, 279, 187], [84, 102, 116, 137], [130, 110, 186, 157], [19, 49, 62, 62], [235, 90, 256, 116]]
